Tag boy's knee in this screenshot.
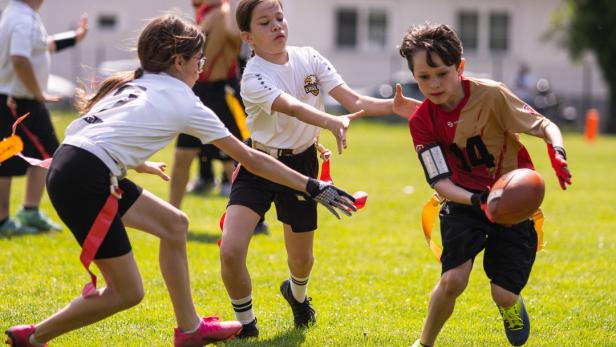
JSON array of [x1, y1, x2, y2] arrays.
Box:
[[220, 244, 247, 269], [438, 272, 468, 297], [288, 253, 314, 267]]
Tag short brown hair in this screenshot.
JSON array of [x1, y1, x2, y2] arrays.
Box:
[[399, 23, 463, 73], [236, 0, 283, 32]]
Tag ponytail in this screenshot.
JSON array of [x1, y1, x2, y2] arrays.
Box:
[[74, 67, 143, 115], [75, 14, 204, 115]]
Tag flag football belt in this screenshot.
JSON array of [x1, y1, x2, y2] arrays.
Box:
[[217, 142, 367, 246], [9, 107, 50, 159], [3, 111, 118, 297], [80, 175, 123, 298], [251, 140, 313, 159], [421, 194, 545, 262], [0, 112, 52, 168]]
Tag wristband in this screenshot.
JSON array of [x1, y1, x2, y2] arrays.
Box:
[[53, 31, 77, 51], [553, 146, 567, 160]]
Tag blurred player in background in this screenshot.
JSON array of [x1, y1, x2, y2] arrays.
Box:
[[0, 0, 87, 234], [172, 0, 269, 234]]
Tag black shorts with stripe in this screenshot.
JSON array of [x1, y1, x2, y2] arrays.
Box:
[[176, 78, 246, 161], [439, 201, 538, 294], [46, 145, 142, 259], [228, 144, 318, 233], [0, 94, 59, 176]]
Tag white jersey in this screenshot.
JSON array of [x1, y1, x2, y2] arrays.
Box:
[[63, 73, 231, 177], [0, 0, 50, 98], [241, 46, 344, 150]]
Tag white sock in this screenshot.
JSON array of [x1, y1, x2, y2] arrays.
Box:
[[231, 294, 255, 324], [290, 274, 309, 303], [29, 333, 45, 347], [183, 321, 200, 334]]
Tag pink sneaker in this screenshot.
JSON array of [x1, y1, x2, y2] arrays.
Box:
[[174, 316, 242, 347], [5, 325, 47, 347]]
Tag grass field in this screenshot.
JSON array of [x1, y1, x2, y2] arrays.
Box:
[[1, 110, 615, 346]]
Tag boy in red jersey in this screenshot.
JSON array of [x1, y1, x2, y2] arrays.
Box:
[[400, 24, 571, 346]]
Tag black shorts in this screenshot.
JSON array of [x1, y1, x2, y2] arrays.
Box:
[[0, 94, 59, 177], [46, 145, 142, 259], [176, 79, 246, 162], [439, 201, 538, 294], [228, 143, 317, 232]]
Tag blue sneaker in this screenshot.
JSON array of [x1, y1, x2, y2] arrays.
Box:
[[0, 218, 38, 235], [15, 208, 62, 232], [498, 296, 530, 346]]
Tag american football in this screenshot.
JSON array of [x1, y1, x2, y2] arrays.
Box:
[[487, 169, 545, 225]]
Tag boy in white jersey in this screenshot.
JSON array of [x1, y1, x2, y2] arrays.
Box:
[[4, 14, 356, 347], [224, 0, 421, 338]]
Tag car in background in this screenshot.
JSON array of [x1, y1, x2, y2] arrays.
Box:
[[45, 74, 76, 108], [325, 70, 424, 122], [325, 70, 493, 122]]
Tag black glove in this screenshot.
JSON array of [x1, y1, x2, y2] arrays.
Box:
[[470, 189, 495, 222], [306, 178, 356, 219]]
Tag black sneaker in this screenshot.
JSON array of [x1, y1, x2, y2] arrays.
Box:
[[280, 279, 316, 328], [238, 318, 259, 339]]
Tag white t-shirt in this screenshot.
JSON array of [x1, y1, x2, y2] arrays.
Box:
[[63, 73, 231, 177], [240, 46, 344, 150], [0, 0, 50, 98]]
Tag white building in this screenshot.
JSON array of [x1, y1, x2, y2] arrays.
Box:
[[0, 0, 608, 113]]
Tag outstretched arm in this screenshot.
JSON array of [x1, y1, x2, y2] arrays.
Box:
[[271, 93, 364, 154], [329, 83, 421, 119], [212, 136, 356, 218], [48, 14, 88, 53]]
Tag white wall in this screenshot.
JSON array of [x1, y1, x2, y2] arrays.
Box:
[[0, 0, 607, 101], [283, 0, 607, 99]]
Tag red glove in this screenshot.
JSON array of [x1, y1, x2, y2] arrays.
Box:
[[547, 144, 572, 190]]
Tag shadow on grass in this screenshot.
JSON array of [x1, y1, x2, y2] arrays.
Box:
[[227, 328, 306, 346], [187, 230, 220, 244], [0, 230, 52, 239]]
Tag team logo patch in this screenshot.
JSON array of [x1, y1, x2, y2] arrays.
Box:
[[304, 74, 319, 96]]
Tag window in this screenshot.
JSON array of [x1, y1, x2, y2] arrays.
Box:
[[489, 12, 509, 51], [336, 8, 357, 49], [97, 14, 117, 31], [457, 11, 479, 51], [368, 10, 387, 49], [335, 7, 389, 51]]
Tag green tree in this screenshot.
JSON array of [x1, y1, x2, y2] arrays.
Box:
[[549, 0, 616, 133]]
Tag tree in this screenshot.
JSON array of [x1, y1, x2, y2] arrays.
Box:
[[548, 0, 616, 133]]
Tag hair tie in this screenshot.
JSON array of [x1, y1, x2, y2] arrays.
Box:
[[134, 67, 144, 79]]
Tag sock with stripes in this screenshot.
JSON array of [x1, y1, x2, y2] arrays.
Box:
[[290, 274, 309, 303], [231, 294, 255, 324]]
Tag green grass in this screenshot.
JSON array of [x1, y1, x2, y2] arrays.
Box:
[[1, 109, 615, 346]]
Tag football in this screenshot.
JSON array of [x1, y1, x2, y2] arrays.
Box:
[[487, 168, 545, 225]]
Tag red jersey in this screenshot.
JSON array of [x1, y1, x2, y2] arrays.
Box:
[[409, 77, 551, 191]]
